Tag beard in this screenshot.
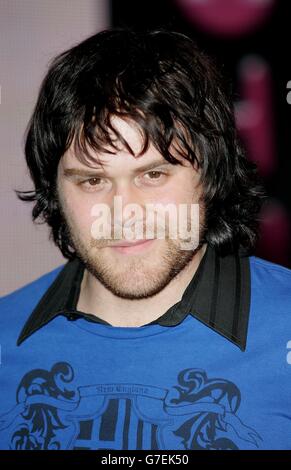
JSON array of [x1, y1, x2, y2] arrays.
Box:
[[58, 200, 206, 300]]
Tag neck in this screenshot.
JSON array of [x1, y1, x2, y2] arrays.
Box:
[[77, 243, 207, 327]]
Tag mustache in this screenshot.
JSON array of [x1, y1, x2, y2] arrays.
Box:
[[90, 224, 199, 248]]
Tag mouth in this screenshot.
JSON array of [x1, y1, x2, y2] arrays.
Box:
[[108, 238, 155, 254]]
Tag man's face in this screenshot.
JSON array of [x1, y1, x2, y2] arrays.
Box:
[[56, 116, 205, 300]]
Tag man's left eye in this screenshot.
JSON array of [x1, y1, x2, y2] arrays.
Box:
[[144, 171, 165, 180]]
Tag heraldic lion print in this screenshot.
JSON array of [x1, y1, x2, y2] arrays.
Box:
[[0, 362, 262, 450]]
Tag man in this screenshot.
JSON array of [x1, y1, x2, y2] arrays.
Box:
[[0, 29, 290, 451]]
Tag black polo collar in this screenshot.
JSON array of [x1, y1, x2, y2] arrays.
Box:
[[16, 244, 251, 351]]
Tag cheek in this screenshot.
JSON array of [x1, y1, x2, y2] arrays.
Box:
[[62, 194, 94, 235], [150, 182, 196, 206]]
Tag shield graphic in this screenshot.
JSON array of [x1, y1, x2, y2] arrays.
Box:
[[65, 384, 172, 450]]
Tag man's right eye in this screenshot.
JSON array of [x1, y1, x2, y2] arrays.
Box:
[[85, 177, 102, 185], [78, 177, 105, 191]]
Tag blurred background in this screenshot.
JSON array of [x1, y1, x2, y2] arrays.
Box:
[[1, 0, 291, 296]]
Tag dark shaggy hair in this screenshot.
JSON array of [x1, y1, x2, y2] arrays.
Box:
[[16, 28, 266, 259]]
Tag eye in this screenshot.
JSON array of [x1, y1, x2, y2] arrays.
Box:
[[87, 177, 101, 185], [147, 171, 162, 179], [79, 177, 105, 191], [143, 170, 167, 181]]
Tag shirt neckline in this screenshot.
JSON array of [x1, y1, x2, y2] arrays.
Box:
[[16, 244, 251, 351]]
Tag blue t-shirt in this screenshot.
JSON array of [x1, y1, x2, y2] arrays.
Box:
[[0, 246, 291, 450]]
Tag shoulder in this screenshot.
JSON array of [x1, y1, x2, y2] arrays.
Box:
[[250, 255, 291, 282], [249, 255, 291, 307], [0, 264, 65, 320]]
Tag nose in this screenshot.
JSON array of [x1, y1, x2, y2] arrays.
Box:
[[110, 182, 145, 228]]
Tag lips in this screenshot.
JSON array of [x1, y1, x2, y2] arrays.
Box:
[[110, 239, 154, 247], [108, 238, 155, 254]]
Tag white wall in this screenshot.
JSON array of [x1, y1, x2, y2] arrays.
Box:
[[0, 0, 109, 295]]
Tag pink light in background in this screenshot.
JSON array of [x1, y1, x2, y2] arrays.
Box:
[[175, 0, 275, 37], [235, 56, 276, 178], [256, 200, 291, 266], [234, 56, 291, 263]]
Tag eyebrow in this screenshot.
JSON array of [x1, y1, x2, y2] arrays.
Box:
[[63, 158, 173, 178]]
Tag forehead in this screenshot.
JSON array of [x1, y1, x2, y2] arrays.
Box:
[[60, 116, 190, 171], [62, 116, 148, 168]]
